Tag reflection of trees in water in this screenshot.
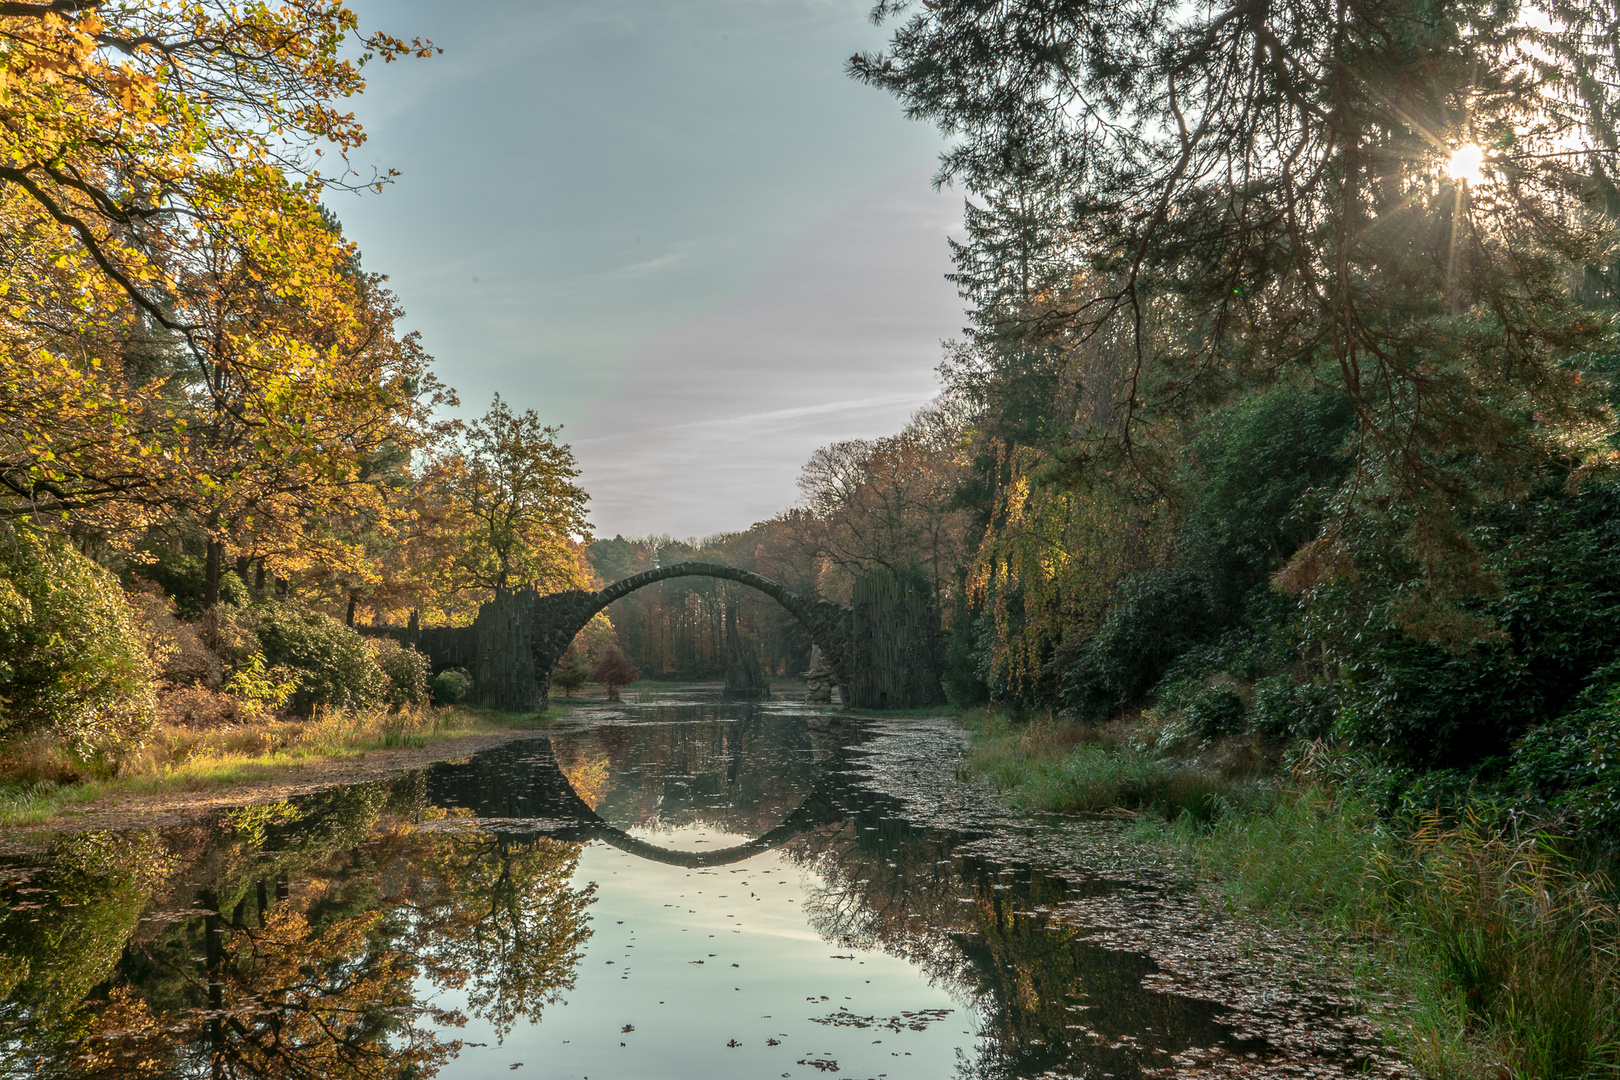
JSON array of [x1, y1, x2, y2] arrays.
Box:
[[0, 773, 597, 1079], [791, 819, 979, 997], [0, 831, 172, 1078], [395, 826, 595, 1040], [79, 905, 461, 1080], [549, 708, 847, 840], [551, 743, 610, 810], [786, 794, 1254, 1080]]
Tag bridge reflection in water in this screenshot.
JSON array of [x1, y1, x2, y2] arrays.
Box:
[[423, 708, 860, 868], [0, 701, 1284, 1080]]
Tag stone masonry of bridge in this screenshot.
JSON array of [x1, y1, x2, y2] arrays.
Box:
[[411, 562, 872, 713]]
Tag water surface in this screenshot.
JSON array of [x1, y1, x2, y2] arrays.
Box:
[[0, 696, 1397, 1079]]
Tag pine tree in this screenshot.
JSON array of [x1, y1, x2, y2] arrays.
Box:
[[853, 0, 1620, 640]]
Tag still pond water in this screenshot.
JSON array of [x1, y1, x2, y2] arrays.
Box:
[[0, 695, 1404, 1079]]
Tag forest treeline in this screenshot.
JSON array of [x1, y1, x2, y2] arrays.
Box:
[[0, 2, 596, 764], [616, 0, 1620, 857]]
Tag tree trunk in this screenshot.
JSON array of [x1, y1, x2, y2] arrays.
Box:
[[203, 538, 226, 610], [254, 558, 266, 597], [345, 590, 358, 627]]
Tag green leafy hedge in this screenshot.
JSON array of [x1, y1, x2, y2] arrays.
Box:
[[0, 524, 155, 754], [246, 603, 386, 715]]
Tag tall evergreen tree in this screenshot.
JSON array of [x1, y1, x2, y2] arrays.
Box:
[[853, 0, 1620, 639]]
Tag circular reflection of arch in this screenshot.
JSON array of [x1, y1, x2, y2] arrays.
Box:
[[422, 737, 848, 869]]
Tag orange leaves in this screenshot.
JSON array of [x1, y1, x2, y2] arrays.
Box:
[[0, 2, 466, 611]]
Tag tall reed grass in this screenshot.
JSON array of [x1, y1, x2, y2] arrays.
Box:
[[1184, 792, 1620, 1078]]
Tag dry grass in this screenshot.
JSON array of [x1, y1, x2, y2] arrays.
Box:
[[0, 701, 554, 827]]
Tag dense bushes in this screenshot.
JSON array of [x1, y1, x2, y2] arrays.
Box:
[[1054, 569, 1217, 721], [1178, 381, 1355, 613], [0, 525, 155, 754], [1021, 368, 1620, 850], [1511, 665, 1620, 849], [1315, 482, 1620, 769], [246, 604, 387, 715], [378, 646, 430, 709], [1048, 381, 1355, 725]]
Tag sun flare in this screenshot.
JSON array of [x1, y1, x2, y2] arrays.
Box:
[[1447, 143, 1486, 186]]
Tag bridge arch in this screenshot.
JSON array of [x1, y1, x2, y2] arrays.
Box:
[[408, 560, 944, 713], [414, 562, 852, 712], [531, 562, 852, 702]]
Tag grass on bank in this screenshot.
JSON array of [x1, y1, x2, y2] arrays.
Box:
[[963, 710, 1620, 1080], [0, 702, 561, 828], [842, 702, 964, 718], [964, 708, 1275, 823]]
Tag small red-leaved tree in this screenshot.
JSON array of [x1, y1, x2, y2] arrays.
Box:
[[590, 644, 639, 701]]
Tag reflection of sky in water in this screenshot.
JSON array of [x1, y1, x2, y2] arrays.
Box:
[[426, 823, 979, 1080], [2, 702, 1318, 1080]]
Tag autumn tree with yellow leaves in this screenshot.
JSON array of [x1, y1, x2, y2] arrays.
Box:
[[0, 0, 447, 599], [420, 394, 593, 606], [0, 2, 604, 760]]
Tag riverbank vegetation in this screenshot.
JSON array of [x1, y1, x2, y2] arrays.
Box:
[[968, 712, 1620, 1078], [0, 3, 598, 799], [563, 0, 1620, 1074], [0, 701, 556, 828]]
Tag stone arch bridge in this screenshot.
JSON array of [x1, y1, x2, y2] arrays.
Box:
[[399, 561, 943, 712]]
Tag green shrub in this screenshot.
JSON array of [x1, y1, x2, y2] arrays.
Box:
[[246, 603, 386, 715], [1511, 663, 1620, 850], [1178, 379, 1355, 613], [1054, 569, 1217, 721], [430, 668, 471, 706], [379, 647, 430, 708], [1308, 480, 1620, 769], [1182, 685, 1245, 738], [0, 524, 155, 754], [1249, 675, 1340, 741], [550, 649, 588, 697]]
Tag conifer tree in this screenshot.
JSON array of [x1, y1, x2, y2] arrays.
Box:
[[854, 0, 1620, 639]]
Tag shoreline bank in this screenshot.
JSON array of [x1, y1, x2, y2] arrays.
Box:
[[0, 705, 576, 842], [958, 709, 1619, 1080]]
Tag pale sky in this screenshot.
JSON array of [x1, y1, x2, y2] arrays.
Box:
[[337, 0, 964, 539]]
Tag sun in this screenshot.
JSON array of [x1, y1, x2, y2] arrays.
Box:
[[1447, 143, 1486, 186]]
